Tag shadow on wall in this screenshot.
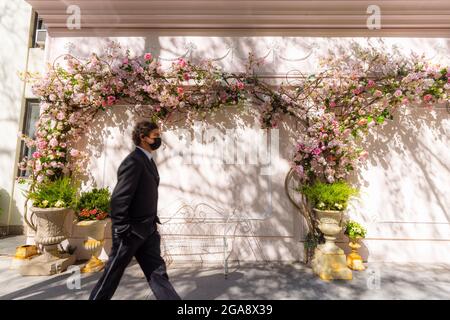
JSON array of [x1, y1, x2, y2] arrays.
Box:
[[0, 0, 29, 123], [50, 36, 450, 263], [60, 36, 309, 262], [348, 105, 450, 238], [74, 103, 303, 262], [0, 187, 22, 237]]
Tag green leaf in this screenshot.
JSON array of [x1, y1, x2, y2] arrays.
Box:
[[27, 177, 78, 209], [299, 181, 359, 211]]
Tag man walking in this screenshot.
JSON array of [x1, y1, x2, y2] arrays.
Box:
[[89, 121, 181, 300]]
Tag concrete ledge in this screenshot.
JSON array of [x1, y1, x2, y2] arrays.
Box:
[[0, 225, 24, 237]]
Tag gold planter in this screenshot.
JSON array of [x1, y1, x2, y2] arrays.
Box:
[[347, 237, 365, 271], [15, 245, 38, 259], [76, 219, 107, 273], [10, 245, 39, 269]]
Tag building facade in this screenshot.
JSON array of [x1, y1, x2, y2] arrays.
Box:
[[0, 0, 449, 264]]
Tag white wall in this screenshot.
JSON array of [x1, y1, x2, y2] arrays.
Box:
[[19, 35, 450, 263], [0, 0, 32, 230]]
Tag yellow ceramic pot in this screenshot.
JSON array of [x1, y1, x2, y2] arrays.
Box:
[[347, 236, 366, 271], [76, 219, 107, 273]]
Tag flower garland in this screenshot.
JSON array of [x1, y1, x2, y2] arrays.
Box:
[[19, 41, 450, 192]]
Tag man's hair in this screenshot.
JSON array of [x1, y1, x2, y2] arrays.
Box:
[[132, 121, 159, 146]]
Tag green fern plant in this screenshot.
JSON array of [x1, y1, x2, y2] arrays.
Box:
[[27, 177, 78, 209], [299, 181, 359, 211], [344, 220, 367, 240]]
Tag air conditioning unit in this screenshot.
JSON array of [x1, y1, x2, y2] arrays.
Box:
[[35, 29, 47, 48]]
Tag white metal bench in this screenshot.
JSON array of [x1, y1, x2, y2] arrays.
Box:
[[158, 202, 251, 279]]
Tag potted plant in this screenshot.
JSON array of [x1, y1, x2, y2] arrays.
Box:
[[300, 181, 358, 280], [75, 187, 111, 273], [21, 177, 78, 275], [344, 220, 367, 271]]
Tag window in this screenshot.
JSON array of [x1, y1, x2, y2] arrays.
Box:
[[31, 12, 46, 48], [18, 100, 40, 177]]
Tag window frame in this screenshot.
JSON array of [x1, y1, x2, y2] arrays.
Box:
[[18, 99, 41, 178], [30, 11, 46, 48]]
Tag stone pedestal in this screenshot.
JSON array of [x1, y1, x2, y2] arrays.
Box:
[[19, 207, 75, 276], [19, 245, 76, 276], [312, 245, 353, 280], [311, 209, 353, 281]]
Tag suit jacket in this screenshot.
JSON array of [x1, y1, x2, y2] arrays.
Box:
[[110, 147, 161, 240]]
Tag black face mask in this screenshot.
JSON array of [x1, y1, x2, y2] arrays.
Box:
[[147, 137, 161, 150]]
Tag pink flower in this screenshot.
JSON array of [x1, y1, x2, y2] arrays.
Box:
[[353, 88, 362, 95], [343, 128, 352, 137], [394, 89, 402, 97], [236, 81, 245, 90], [107, 95, 116, 105], [294, 165, 304, 176], [178, 58, 187, 68], [144, 53, 152, 61], [32, 152, 41, 159], [359, 150, 369, 161], [357, 118, 368, 126], [329, 101, 337, 108], [367, 80, 375, 88], [37, 140, 47, 149], [142, 85, 151, 93], [312, 148, 322, 156], [123, 58, 129, 65], [374, 90, 383, 97], [423, 94, 433, 102], [56, 112, 65, 120], [136, 66, 144, 74], [177, 87, 184, 95], [70, 149, 80, 157], [49, 138, 58, 148], [183, 73, 190, 81]]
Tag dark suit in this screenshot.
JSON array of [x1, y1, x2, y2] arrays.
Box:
[[89, 148, 180, 300]]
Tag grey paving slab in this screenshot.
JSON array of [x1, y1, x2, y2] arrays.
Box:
[[0, 236, 449, 300]]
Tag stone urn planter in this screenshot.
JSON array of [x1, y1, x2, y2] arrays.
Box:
[[20, 207, 76, 276], [346, 236, 365, 271], [311, 209, 352, 280], [76, 219, 108, 273]]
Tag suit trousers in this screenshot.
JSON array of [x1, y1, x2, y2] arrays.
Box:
[[89, 227, 181, 300]]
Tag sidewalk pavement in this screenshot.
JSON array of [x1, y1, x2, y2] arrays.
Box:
[[1, 235, 449, 300]]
